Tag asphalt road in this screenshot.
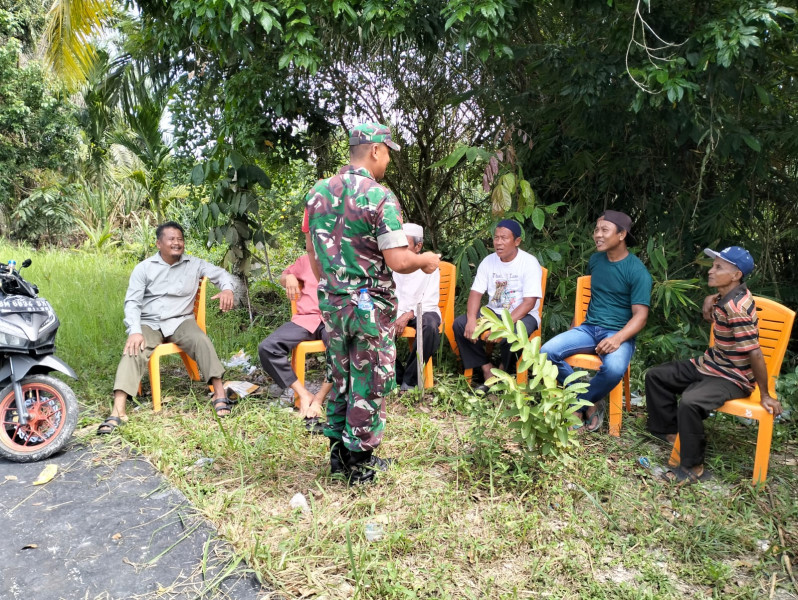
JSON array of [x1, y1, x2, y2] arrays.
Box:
[[0, 432, 266, 600]]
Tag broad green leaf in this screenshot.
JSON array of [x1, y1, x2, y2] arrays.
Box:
[[741, 134, 761, 152], [491, 185, 512, 214], [562, 372, 583, 386], [519, 179, 533, 207], [500, 309, 513, 332], [515, 320, 528, 342], [531, 207, 545, 230], [191, 164, 205, 185], [557, 427, 568, 447], [500, 172, 516, 192], [431, 145, 466, 169]]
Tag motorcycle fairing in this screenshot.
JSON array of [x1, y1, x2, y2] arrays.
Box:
[[0, 354, 78, 385]]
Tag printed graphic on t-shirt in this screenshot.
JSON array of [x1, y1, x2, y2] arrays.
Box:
[[489, 276, 519, 311]]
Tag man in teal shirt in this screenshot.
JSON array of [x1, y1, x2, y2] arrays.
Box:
[[541, 211, 652, 431]]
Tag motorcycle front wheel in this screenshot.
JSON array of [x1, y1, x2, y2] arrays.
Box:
[[0, 375, 79, 462]]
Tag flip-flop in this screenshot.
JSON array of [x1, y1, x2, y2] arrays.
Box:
[[96, 416, 127, 435], [570, 409, 586, 431], [584, 400, 606, 432], [212, 397, 232, 418], [660, 465, 713, 485]]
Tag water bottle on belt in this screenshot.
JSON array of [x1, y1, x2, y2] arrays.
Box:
[[357, 288, 374, 310]]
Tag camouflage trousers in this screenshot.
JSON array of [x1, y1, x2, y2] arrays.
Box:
[[321, 303, 396, 452]]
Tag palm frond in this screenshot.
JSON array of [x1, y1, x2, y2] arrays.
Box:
[[41, 0, 116, 89]]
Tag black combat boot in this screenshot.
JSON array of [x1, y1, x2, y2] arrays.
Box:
[[347, 449, 394, 485], [329, 438, 350, 478]]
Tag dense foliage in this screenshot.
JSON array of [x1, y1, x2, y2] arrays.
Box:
[[128, 0, 798, 294], [2, 0, 797, 364], [0, 3, 82, 239]]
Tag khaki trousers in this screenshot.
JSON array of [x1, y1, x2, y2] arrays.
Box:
[[113, 320, 225, 397]]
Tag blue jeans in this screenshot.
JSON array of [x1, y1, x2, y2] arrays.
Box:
[[540, 324, 635, 406]]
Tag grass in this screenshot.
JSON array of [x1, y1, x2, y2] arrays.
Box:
[[2, 240, 797, 599]]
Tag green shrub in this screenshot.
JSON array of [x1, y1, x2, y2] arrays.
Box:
[[466, 307, 590, 474]]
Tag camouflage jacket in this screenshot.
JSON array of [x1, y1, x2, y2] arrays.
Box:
[[306, 165, 407, 312]]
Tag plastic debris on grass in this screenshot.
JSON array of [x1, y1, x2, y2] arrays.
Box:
[[223, 349, 257, 374], [289, 492, 311, 515]]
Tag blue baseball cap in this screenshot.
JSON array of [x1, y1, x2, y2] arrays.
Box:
[[704, 246, 754, 276]]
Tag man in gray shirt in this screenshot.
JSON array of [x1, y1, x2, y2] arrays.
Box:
[[97, 222, 236, 434]]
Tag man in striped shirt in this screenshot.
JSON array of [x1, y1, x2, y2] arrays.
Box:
[[645, 246, 782, 483]]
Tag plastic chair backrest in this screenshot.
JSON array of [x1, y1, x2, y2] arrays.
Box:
[[438, 261, 456, 329], [195, 277, 208, 332], [538, 267, 548, 328], [573, 275, 591, 327], [708, 295, 795, 395]]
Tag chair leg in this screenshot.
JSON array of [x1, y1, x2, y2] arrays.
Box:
[[668, 435, 681, 468], [423, 358, 433, 389], [624, 370, 631, 411], [180, 352, 201, 381], [295, 349, 307, 387], [752, 416, 774, 485], [607, 383, 623, 437], [149, 355, 162, 413], [463, 368, 473, 384]]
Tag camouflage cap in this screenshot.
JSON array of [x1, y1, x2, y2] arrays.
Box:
[[349, 122, 401, 151]]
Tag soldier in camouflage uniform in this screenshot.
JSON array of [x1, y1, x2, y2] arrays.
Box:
[[306, 123, 440, 484]]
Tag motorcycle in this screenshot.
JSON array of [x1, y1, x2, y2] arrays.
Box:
[[0, 258, 78, 462]]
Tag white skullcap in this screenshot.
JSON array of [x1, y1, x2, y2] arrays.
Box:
[[403, 223, 423, 238]]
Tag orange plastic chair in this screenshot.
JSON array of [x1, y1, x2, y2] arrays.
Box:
[[464, 267, 548, 385], [397, 261, 456, 389], [144, 277, 208, 412], [668, 296, 795, 484], [289, 299, 326, 408], [563, 276, 632, 437]]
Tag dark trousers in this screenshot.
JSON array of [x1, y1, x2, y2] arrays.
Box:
[[396, 313, 441, 388], [646, 360, 749, 468], [258, 321, 326, 389], [453, 312, 538, 372]]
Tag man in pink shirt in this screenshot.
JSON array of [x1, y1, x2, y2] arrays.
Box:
[[258, 254, 332, 429]]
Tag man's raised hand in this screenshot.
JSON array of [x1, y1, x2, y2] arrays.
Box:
[[212, 289, 235, 312]]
